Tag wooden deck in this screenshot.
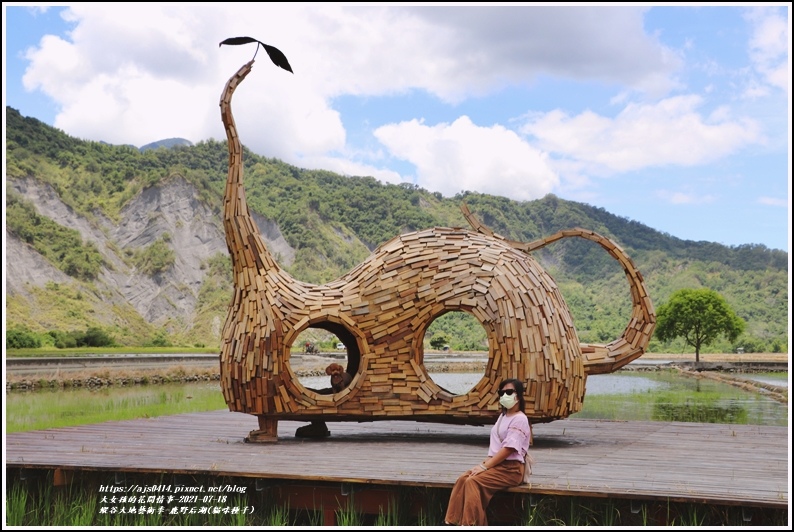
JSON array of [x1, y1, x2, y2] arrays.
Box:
[[5, 411, 788, 509]]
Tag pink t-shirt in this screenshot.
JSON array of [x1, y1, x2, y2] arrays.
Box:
[[488, 411, 531, 462]]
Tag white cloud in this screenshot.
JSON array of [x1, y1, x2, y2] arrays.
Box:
[[24, 5, 50, 16], [520, 95, 763, 173], [654, 189, 716, 205], [744, 7, 790, 94], [18, 4, 682, 170], [757, 196, 788, 207], [374, 116, 558, 200], [407, 6, 682, 99], [22, 34, 83, 97], [300, 155, 405, 187]]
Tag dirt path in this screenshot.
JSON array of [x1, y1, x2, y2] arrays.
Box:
[[640, 352, 789, 364]]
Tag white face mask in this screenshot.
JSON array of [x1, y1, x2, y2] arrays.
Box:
[[499, 392, 518, 409]]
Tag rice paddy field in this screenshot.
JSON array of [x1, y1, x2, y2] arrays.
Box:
[[6, 366, 788, 433]]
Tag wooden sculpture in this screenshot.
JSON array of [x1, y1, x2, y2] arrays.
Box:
[[219, 58, 656, 442]]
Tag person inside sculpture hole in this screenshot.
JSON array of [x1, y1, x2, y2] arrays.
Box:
[[443, 378, 533, 526], [295, 363, 352, 438]]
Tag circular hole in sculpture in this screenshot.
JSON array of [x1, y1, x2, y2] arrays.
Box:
[[422, 310, 489, 396], [289, 321, 360, 395]]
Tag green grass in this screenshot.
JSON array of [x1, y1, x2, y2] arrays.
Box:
[[266, 503, 292, 526], [374, 496, 402, 526], [6, 475, 267, 526], [518, 495, 787, 527], [6, 482, 30, 525], [335, 496, 364, 526], [5, 383, 227, 433], [7, 474, 787, 527]]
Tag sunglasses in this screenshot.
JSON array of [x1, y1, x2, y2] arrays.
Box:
[[497, 389, 516, 397]]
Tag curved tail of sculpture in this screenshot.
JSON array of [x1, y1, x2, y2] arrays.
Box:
[[461, 204, 656, 375], [219, 60, 281, 276]]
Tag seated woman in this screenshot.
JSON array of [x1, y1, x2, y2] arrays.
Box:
[[444, 378, 533, 526]]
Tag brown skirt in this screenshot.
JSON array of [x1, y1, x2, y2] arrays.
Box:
[[444, 460, 524, 526]]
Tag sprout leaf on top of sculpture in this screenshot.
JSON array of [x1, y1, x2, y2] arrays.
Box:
[[219, 36, 293, 73]]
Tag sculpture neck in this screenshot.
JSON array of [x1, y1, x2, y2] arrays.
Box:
[[219, 60, 280, 275]]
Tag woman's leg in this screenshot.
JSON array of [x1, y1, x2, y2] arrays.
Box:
[[445, 461, 522, 526], [444, 473, 469, 524]]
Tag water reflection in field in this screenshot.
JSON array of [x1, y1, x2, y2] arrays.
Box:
[[452, 373, 667, 396], [579, 371, 787, 426], [305, 371, 790, 397], [743, 375, 789, 387]]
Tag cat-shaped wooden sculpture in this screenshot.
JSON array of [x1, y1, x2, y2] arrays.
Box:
[[219, 57, 655, 442]]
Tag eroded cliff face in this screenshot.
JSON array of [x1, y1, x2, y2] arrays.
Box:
[[6, 174, 295, 343]]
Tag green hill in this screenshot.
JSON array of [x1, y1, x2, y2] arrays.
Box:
[[5, 106, 788, 354]]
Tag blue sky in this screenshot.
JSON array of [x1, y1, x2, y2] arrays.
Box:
[[3, 4, 791, 252]]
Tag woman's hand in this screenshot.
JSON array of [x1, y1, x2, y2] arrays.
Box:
[[467, 463, 488, 476], [467, 448, 514, 476]]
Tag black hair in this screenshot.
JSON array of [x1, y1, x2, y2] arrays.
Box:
[[498, 378, 526, 413]]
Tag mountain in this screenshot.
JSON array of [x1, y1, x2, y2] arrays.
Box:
[[4, 107, 788, 352], [139, 138, 194, 152]]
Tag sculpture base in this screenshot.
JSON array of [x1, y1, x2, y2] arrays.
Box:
[[244, 417, 278, 443]]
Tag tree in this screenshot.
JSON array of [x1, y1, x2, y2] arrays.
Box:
[[429, 333, 450, 350], [6, 327, 41, 349], [79, 327, 115, 347], [654, 288, 745, 363]]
